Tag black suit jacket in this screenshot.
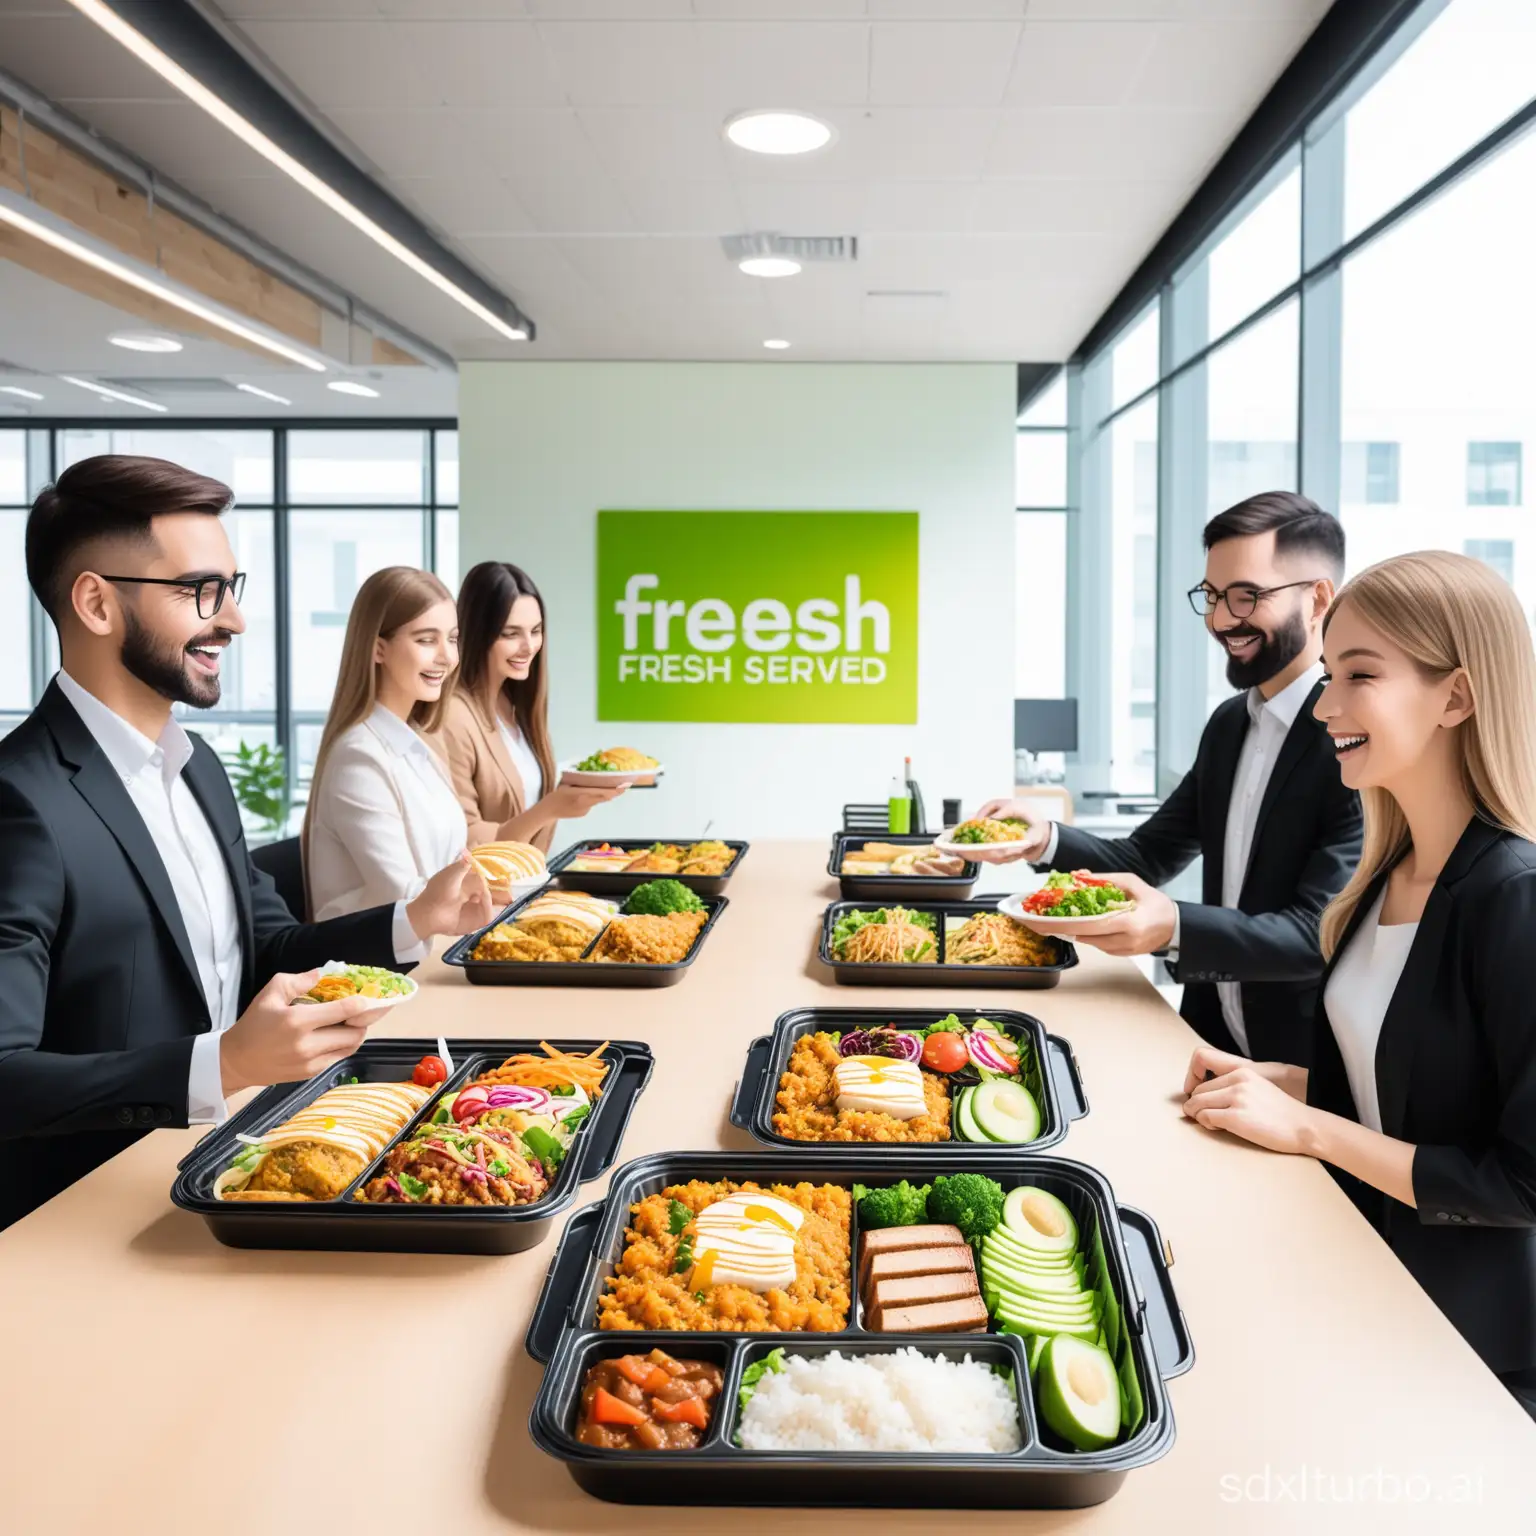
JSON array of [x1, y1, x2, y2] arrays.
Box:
[[1052, 681, 1361, 1065], [1309, 818, 1536, 1376], [0, 682, 401, 1228]]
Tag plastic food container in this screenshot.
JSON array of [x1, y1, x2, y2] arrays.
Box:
[[524, 1151, 1191, 1509], [828, 831, 979, 902], [170, 1037, 652, 1254], [819, 899, 1078, 990], [442, 888, 729, 988], [547, 837, 750, 899], [730, 1006, 1087, 1153]]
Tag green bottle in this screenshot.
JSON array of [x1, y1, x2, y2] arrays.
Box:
[[887, 768, 911, 834]]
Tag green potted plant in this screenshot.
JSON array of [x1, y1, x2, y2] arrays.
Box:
[[223, 740, 290, 844]]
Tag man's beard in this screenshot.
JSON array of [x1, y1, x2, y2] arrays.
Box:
[[1220, 606, 1308, 690], [121, 606, 227, 709]]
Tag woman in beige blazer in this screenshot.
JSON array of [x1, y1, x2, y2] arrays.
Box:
[[443, 561, 623, 851]]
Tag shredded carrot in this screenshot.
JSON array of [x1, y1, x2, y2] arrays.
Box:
[[474, 1041, 611, 1097]]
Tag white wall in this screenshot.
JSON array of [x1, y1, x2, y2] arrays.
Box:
[[459, 361, 1015, 839]]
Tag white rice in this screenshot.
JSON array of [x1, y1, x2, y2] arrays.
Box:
[[736, 1349, 1022, 1454]]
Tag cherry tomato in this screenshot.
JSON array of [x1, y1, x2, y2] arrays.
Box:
[[412, 1055, 448, 1087], [921, 1032, 969, 1074], [452, 1085, 490, 1120]]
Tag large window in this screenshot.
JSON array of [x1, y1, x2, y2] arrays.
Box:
[[1068, 0, 1536, 796], [0, 424, 458, 820]]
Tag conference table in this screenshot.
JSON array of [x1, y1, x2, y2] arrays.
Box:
[[2, 841, 1532, 1535]]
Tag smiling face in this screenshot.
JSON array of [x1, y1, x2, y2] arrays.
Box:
[[492, 593, 544, 686], [373, 597, 459, 709], [111, 512, 246, 709], [1202, 529, 1328, 690], [1315, 599, 1473, 793]]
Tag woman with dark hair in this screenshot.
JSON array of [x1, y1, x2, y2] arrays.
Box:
[[442, 560, 622, 852]]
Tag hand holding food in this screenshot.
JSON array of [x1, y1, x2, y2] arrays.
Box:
[[1036, 871, 1175, 957], [545, 782, 628, 819], [406, 852, 495, 940], [969, 800, 1054, 863], [297, 962, 415, 1005], [574, 746, 658, 774], [218, 968, 390, 1098], [467, 840, 546, 899]]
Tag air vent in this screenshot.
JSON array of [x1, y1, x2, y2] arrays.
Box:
[[103, 376, 236, 394], [720, 233, 858, 264]]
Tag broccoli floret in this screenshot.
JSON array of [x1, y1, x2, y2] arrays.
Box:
[[854, 1180, 932, 1230], [624, 879, 704, 917], [926, 1173, 1005, 1243]]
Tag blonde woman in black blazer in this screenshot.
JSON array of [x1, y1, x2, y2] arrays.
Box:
[[1181, 551, 1536, 1421]]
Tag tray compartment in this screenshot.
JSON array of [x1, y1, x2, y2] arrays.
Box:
[[548, 836, 749, 898], [819, 898, 1078, 990], [828, 832, 979, 902], [525, 1151, 1186, 1508], [443, 888, 729, 987], [170, 1037, 652, 1254], [729, 1006, 1087, 1154]]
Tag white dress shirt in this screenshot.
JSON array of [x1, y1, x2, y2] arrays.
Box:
[[1035, 661, 1323, 1055], [1322, 888, 1418, 1132], [306, 705, 468, 923], [57, 673, 427, 1126], [497, 715, 544, 806]]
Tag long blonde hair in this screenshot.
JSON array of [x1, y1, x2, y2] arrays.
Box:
[[1320, 550, 1536, 956], [302, 566, 458, 912]]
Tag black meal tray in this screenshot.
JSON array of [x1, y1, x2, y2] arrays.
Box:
[[548, 836, 749, 898], [819, 899, 1078, 989], [524, 1151, 1191, 1510], [828, 831, 980, 901], [442, 887, 729, 987], [170, 1037, 652, 1254], [731, 1006, 1087, 1153]]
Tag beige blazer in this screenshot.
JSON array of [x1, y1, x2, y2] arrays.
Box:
[[440, 690, 554, 852]]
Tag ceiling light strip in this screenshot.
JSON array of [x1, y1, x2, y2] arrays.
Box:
[[59, 374, 168, 411], [0, 190, 328, 372], [64, 0, 529, 343], [235, 382, 291, 405]]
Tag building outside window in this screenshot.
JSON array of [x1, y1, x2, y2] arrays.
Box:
[[1465, 538, 1515, 585], [1341, 442, 1401, 505], [1467, 442, 1523, 506]]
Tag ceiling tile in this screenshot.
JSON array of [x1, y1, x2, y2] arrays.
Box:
[[524, 0, 686, 15], [694, 21, 872, 108], [870, 0, 1026, 14], [1004, 21, 1159, 108], [870, 21, 1022, 107], [390, 176, 536, 237], [507, 175, 642, 233], [456, 110, 611, 182], [986, 106, 1234, 181], [837, 109, 999, 179], [618, 180, 747, 234], [695, 0, 867, 15], [577, 109, 733, 181], [970, 176, 1182, 235], [326, 109, 500, 179], [1130, 20, 1313, 114], [862, 180, 979, 233], [536, 21, 708, 106], [737, 180, 868, 232]]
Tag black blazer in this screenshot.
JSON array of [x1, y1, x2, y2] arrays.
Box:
[[0, 682, 401, 1229], [1052, 681, 1362, 1066], [1309, 818, 1536, 1377]]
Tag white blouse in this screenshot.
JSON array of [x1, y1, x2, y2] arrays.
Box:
[[1322, 889, 1419, 1133], [497, 715, 544, 805], [307, 704, 469, 921]]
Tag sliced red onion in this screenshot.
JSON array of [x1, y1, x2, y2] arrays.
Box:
[[837, 1027, 922, 1062], [382, 1177, 403, 1198], [485, 1085, 552, 1113], [452, 1088, 490, 1120], [461, 1166, 489, 1184], [965, 1030, 1020, 1074]]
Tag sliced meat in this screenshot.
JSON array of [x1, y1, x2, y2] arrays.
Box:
[[861, 1244, 976, 1294], [875, 1294, 990, 1333], [868, 1268, 980, 1326]]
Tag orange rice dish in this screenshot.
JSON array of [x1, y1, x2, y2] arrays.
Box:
[[773, 1033, 952, 1144], [596, 1179, 851, 1334]]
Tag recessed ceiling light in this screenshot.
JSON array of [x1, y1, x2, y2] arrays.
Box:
[[63, 0, 530, 343], [739, 257, 801, 279], [109, 332, 183, 353], [327, 380, 380, 398], [236, 382, 292, 405], [763, 339, 791, 350], [726, 111, 832, 157], [59, 375, 167, 412], [0, 384, 44, 400]]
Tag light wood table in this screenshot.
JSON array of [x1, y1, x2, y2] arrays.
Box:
[[2, 842, 1531, 1534]]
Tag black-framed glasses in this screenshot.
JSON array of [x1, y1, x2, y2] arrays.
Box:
[[1186, 579, 1318, 619], [102, 572, 247, 620]]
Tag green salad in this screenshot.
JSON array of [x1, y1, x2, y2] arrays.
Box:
[[1023, 871, 1134, 919]]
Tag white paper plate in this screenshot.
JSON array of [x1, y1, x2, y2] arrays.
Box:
[[932, 833, 1035, 859], [294, 960, 419, 1009], [995, 890, 1137, 936], [559, 760, 664, 788]]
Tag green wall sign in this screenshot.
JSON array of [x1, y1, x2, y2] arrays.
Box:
[[596, 510, 918, 723]]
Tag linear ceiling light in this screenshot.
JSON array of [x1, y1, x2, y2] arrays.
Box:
[[0, 385, 45, 400], [59, 375, 168, 412], [235, 382, 291, 404], [0, 190, 327, 372], [64, 0, 528, 343]]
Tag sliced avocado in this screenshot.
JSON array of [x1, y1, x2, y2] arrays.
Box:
[[1038, 1334, 1122, 1451], [971, 1078, 1041, 1143], [991, 1287, 1100, 1324], [1025, 1334, 1049, 1378], [994, 1302, 1100, 1341], [1002, 1186, 1078, 1255], [983, 1226, 1082, 1270], [953, 1085, 985, 1143], [980, 1257, 1084, 1297]]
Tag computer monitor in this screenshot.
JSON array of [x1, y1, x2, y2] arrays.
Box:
[[1014, 698, 1078, 754]]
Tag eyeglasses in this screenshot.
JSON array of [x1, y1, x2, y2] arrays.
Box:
[[1186, 579, 1318, 619], [102, 572, 247, 620]]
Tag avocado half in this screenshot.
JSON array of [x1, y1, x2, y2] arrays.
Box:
[[1038, 1333, 1123, 1451]]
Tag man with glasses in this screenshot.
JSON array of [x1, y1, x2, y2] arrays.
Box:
[[0, 455, 494, 1227], [977, 491, 1361, 1067]]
